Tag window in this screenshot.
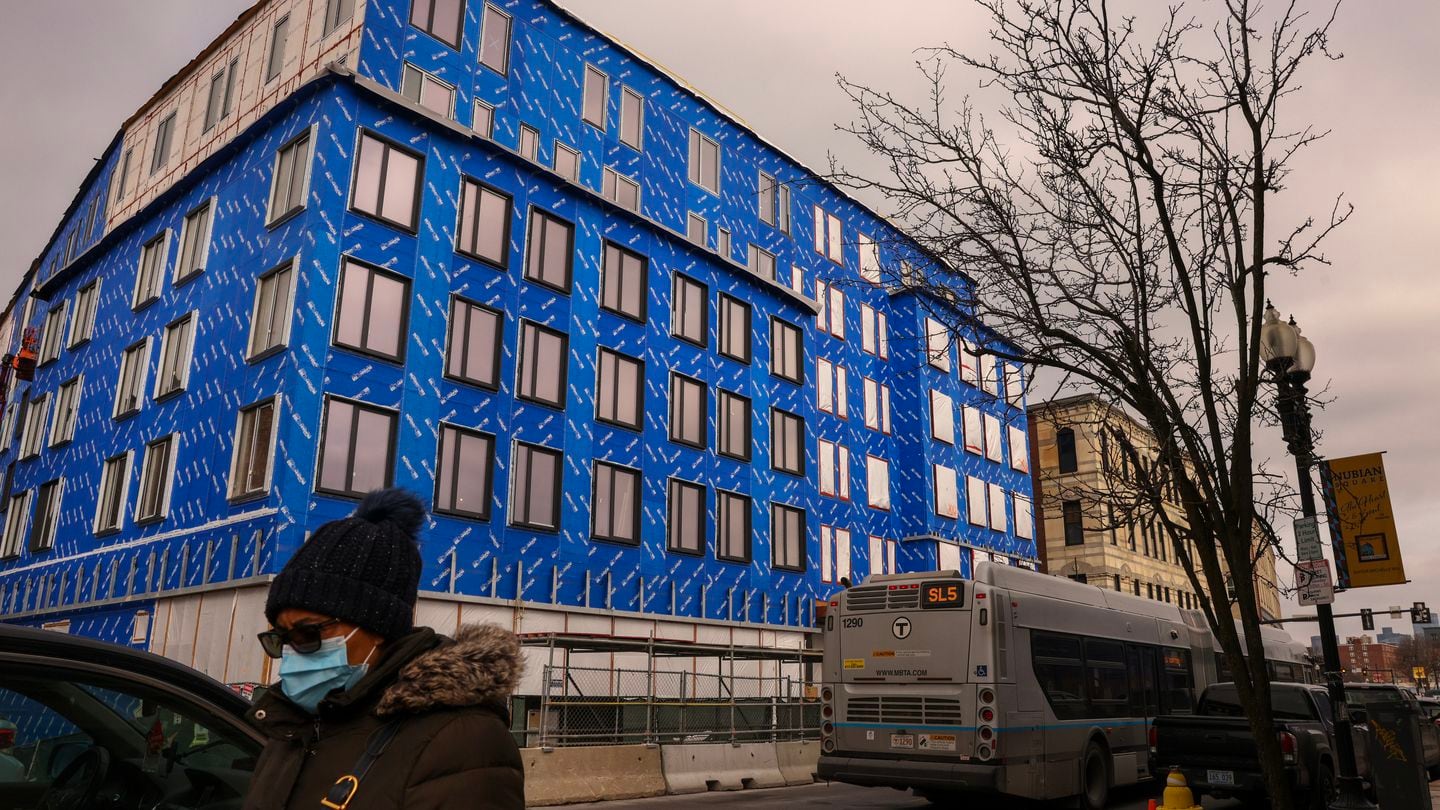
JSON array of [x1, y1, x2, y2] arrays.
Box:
[[352, 132, 422, 230], [688, 129, 719, 193], [445, 297, 502, 389], [771, 409, 804, 476], [869, 535, 898, 576], [510, 442, 562, 531], [817, 439, 850, 500], [324, 0, 356, 34], [596, 349, 643, 430], [553, 143, 579, 181], [717, 490, 751, 563], [266, 15, 290, 81], [69, 280, 100, 347], [932, 464, 960, 519], [925, 317, 952, 371], [204, 64, 229, 131], [716, 295, 750, 363], [717, 228, 731, 257], [600, 242, 646, 322], [981, 354, 999, 396], [770, 318, 803, 383], [819, 526, 853, 585], [666, 478, 705, 555], [456, 179, 511, 267], [135, 435, 176, 524], [29, 480, 60, 553], [747, 245, 776, 281], [758, 172, 777, 225], [154, 314, 195, 399], [930, 390, 955, 443], [524, 208, 574, 292], [229, 398, 277, 500], [866, 456, 891, 510], [815, 282, 846, 338], [133, 232, 168, 308], [859, 234, 881, 283], [150, 112, 176, 175], [984, 414, 1003, 463], [1063, 499, 1084, 545], [583, 65, 608, 128], [671, 274, 707, 346], [778, 184, 791, 234], [1056, 427, 1078, 473], [592, 462, 640, 545], [860, 304, 889, 358], [717, 390, 751, 461], [1006, 363, 1026, 406], [39, 304, 66, 365], [963, 406, 984, 455], [826, 212, 843, 264], [988, 482, 1008, 532], [435, 424, 495, 520], [516, 321, 568, 408], [668, 373, 707, 448], [989, 428, 1018, 475], [967, 475, 988, 526], [248, 261, 294, 359], [317, 398, 397, 498], [175, 200, 213, 283], [49, 377, 81, 447], [518, 125, 539, 161], [816, 359, 848, 418], [114, 340, 150, 419], [268, 130, 312, 225], [479, 4, 512, 74], [960, 340, 979, 386], [18, 395, 48, 459], [686, 213, 706, 246], [410, 0, 463, 47], [602, 168, 640, 212], [1033, 634, 1086, 720], [95, 454, 130, 534], [402, 64, 456, 117], [113, 147, 133, 204], [620, 87, 643, 149], [1, 492, 30, 558], [473, 101, 495, 137], [334, 258, 410, 362], [864, 379, 891, 433], [771, 503, 805, 572]]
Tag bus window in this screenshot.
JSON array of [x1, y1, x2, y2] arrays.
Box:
[[1214, 652, 1233, 682], [1160, 647, 1194, 715], [1033, 633, 1086, 720], [1086, 639, 1128, 718], [1127, 645, 1159, 716], [1272, 662, 1299, 683]]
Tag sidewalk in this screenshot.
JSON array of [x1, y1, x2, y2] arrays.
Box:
[[1433, 780, 1440, 804]]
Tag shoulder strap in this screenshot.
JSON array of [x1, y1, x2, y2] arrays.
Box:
[[320, 720, 404, 810]]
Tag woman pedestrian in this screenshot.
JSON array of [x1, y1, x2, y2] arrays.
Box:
[[241, 488, 525, 809]]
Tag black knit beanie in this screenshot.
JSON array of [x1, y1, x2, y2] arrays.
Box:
[[265, 488, 425, 640]]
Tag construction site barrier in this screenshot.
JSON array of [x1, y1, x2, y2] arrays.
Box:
[[659, 742, 787, 794], [775, 740, 820, 786], [521, 744, 666, 806]]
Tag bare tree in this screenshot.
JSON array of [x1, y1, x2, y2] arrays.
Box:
[[831, 0, 1347, 806]]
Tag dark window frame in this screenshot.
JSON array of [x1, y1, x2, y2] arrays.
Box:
[[444, 296, 504, 390], [349, 129, 425, 233], [591, 460, 642, 546], [332, 257, 412, 364], [455, 177, 512, 269], [28, 478, 61, 553], [433, 422, 496, 521], [770, 407, 805, 476], [717, 294, 752, 364], [601, 241, 647, 323], [717, 489, 752, 564], [770, 502, 806, 572], [1063, 498, 1084, 546], [409, 0, 464, 48], [509, 441, 563, 532], [95, 452, 130, 536], [267, 129, 312, 227], [1057, 427, 1078, 473], [770, 317, 803, 384], [668, 372, 708, 449], [671, 273, 709, 348], [666, 477, 706, 556], [515, 320, 569, 409], [315, 396, 398, 500], [596, 348, 645, 431], [716, 389, 752, 462], [523, 207, 576, 293]]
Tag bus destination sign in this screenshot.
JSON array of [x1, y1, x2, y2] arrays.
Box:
[[921, 581, 964, 608]]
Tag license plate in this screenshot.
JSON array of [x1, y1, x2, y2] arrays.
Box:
[[890, 734, 914, 749], [1207, 769, 1235, 786]]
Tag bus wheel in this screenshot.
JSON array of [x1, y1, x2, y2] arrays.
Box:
[[1078, 740, 1110, 810]]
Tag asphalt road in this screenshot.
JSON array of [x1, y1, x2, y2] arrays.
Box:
[[575, 781, 1246, 808]]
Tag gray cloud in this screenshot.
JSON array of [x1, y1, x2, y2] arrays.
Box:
[[2, 0, 1435, 640]]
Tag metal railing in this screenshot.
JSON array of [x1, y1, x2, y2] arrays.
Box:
[[535, 664, 820, 747]]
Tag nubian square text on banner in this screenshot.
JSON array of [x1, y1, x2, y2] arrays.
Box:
[[1320, 452, 1405, 589]]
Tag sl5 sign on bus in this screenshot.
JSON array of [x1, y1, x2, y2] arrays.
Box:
[[1319, 452, 1406, 589]]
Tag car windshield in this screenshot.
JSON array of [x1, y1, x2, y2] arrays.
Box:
[[1200, 685, 1318, 721], [1346, 687, 1408, 707]]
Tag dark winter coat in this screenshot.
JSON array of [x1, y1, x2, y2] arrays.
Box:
[[242, 624, 525, 810]]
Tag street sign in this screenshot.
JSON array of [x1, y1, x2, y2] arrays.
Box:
[[1294, 516, 1324, 561], [1415, 667, 1427, 682], [1391, 605, 1405, 619], [1297, 560, 1335, 606], [1362, 609, 1375, 631]]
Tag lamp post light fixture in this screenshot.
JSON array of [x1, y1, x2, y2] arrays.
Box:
[[1260, 303, 1374, 810]]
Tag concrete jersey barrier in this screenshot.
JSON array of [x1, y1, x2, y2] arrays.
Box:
[[775, 740, 820, 786], [521, 744, 666, 806], [660, 742, 788, 794]]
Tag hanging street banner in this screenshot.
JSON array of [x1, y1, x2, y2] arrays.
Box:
[[1319, 452, 1406, 589]]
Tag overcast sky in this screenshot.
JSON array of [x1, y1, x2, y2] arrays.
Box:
[[1, 0, 1435, 642]]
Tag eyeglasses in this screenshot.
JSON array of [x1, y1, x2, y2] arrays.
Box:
[[257, 618, 342, 659]]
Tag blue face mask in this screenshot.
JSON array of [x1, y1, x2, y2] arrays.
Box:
[[279, 627, 373, 714]]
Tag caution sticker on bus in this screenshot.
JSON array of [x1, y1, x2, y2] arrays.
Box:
[[843, 658, 866, 669], [919, 733, 956, 752]]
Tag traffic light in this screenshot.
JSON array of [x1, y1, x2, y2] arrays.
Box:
[[1361, 609, 1375, 632], [1412, 602, 1432, 625]]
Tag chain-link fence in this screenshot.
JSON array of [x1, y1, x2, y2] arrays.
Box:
[[535, 665, 820, 747]]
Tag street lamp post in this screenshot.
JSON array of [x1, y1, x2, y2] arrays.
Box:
[[1260, 303, 1374, 810]]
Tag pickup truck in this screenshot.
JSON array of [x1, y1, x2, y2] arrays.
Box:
[[1150, 682, 1369, 809], [1347, 683, 1440, 778]]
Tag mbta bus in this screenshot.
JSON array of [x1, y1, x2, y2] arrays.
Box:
[[816, 562, 1308, 808]]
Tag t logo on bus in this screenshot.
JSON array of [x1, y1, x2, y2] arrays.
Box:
[[892, 617, 912, 639]]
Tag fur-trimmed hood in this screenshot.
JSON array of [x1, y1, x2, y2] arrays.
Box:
[[374, 624, 523, 717]]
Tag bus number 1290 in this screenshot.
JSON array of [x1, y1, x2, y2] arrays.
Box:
[[842, 617, 864, 629]]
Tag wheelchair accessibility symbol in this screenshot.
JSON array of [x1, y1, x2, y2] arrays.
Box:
[[892, 616, 912, 639]]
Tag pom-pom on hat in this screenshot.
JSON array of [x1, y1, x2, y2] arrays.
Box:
[[265, 488, 426, 639]]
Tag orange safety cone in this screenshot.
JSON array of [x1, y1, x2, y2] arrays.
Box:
[[1148, 801, 1158, 810]]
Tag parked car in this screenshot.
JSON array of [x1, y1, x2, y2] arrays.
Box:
[[0, 623, 263, 810], [1150, 681, 1370, 809], [1346, 683, 1440, 778]]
